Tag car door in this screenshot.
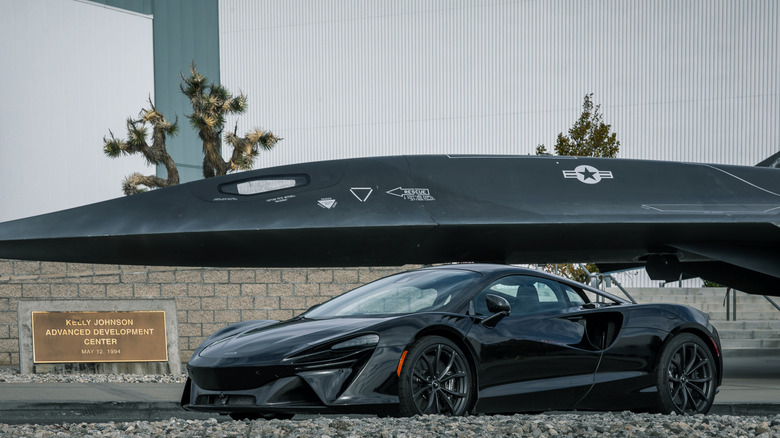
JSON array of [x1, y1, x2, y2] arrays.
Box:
[[466, 275, 601, 413]]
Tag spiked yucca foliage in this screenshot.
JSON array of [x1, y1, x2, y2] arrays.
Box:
[[224, 126, 281, 171], [105, 64, 280, 194], [103, 99, 180, 195], [180, 63, 279, 178]]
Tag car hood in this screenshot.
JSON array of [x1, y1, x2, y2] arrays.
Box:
[[195, 317, 388, 365]]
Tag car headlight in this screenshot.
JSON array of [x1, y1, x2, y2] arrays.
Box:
[[197, 335, 235, 357], [287, 333, 380, 367], [331, 334, 380, 350]]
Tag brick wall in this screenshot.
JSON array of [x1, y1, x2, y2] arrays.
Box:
[[0, 259, 415, 367]]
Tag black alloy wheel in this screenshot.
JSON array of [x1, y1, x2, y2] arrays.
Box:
[[656, 333, 716, 414], [398, 336, 473, 416]]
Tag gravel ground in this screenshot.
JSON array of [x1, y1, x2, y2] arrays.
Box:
[[0, 367, 186, 384], [1, 413, 778, 438], [1, 368, 779, 437]]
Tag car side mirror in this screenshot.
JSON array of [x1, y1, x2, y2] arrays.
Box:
[[482, 294, 511, 328], [486, 294, 511, 314]]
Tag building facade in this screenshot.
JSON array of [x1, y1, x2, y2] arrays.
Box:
[[0, 0, 778, 367]]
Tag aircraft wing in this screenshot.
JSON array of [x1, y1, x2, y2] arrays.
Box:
[[0, 155, 778, 295]]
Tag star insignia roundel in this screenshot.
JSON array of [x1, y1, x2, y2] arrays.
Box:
[[562, 165, 614, 184]]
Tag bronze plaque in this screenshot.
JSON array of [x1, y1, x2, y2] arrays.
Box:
[[32, 311, 168, 363]]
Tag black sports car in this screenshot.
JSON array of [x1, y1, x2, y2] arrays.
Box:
[[182, 264, 722, 419]]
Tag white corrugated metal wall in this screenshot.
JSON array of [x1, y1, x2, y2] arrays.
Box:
[[0, 0, 154, 222], [219, 0, 779, 287], [218, 0, 779, 169]]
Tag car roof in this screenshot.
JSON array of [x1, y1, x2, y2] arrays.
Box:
[[420, 263, 629, 303], [421, 263, 552, 277]]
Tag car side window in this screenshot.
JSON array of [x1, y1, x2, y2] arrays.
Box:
[[560, 283, 623, 306], [474, 275, 567, 316], [560, 283, 587, 306]]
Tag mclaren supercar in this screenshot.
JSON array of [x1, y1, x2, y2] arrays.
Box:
[[182, 264, 722, 418]]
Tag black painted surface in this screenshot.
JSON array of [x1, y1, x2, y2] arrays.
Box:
[[0, 155, 778, 294], [182, 264, 723, 416]]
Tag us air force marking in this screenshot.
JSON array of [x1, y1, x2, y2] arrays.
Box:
[[350, 187, 373, 202], [563, 165, 614, 184], [386, 187, 435, 201], [317, 198, 337, 209]]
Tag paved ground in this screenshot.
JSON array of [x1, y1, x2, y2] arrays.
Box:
[[708, 354, 780, 416], [1, 354, 778, 424]]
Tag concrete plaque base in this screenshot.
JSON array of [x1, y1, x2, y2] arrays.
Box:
[[18, 299, 181, 375]]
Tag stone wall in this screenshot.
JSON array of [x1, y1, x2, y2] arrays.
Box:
[[0, 259, 414, 367]]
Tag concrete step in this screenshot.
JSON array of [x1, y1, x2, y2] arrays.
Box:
[[692, 305, 779, 315], [709, 312, 780, 321], [608, 287, 729, 298], [721, 339, 780, 349], [692, 302, 777, 311], [716, 321, 780, 330], [622, 288, 780, 321], [620, 296, 776, 307], [608, 287, 779, 304], [602, 287, 780, 355], [616, 299, 780, 321], [721, 348, 780, 358], [620, 293, 772, 305], [716, 329, 780, 340]]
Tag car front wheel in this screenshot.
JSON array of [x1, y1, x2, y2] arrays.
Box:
[[398, 336, 473, 416], [655, 333, 716, 414]]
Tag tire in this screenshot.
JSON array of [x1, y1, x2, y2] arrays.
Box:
[[228, 412, 294, 421], [398, 336, 473, 416], [655, 333, 716, 414]]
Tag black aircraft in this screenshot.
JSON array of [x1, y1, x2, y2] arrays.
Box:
[[182, 264, 723, 418], [0, 154, 778, 295]]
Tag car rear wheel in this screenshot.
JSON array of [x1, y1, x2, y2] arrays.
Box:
[[656, 333, 716, 414], [398, 336, 473, 416]]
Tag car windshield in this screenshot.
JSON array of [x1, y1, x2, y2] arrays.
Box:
[[304, 269, 481, 318]]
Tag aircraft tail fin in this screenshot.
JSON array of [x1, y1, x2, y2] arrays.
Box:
[[756, 151, 780, 168]]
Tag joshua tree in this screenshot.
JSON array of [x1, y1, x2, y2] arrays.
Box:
[[180, 64, 280, 178], [103, 99, 180, 195], [104, 63, 281, 194]]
